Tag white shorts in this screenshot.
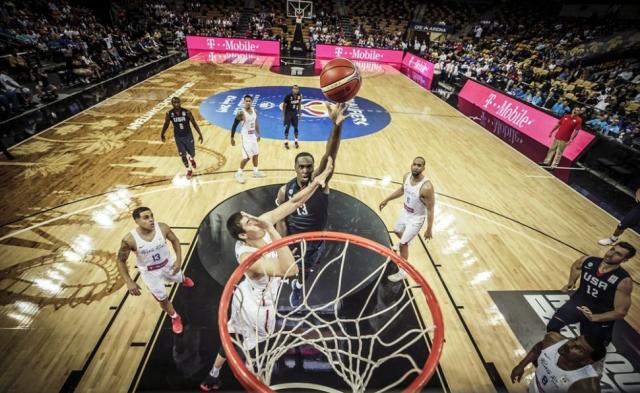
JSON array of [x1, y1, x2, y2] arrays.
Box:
[[228, 278, 279, 350], [138, 260, 184, 301], [240, 137, 259, 159], [393, 209, 426, 245]]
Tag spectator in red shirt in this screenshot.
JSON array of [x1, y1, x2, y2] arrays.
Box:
[[541, 107, 583, 169]]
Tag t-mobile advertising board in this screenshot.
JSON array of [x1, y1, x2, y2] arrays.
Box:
[[401, 53, 435, 90], [458, 80, 595, 169], [185, 36, 280, 59], [315, 44, 403, 65]]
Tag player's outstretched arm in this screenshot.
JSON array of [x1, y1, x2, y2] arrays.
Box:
[[274, 185, 288, 236], [262, 157, 333, 225], [313, 103, 348, 183], [116, 235, 141, 295]]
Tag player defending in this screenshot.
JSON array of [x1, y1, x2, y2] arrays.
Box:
[[116, 207, 195, 334], [547, 243, 634, 347], [282, 85, 302, 149], [199, 158, 334, 392], [161, 97, 204, 178], [379, 157, 435, 282], [231, 95, 265, 184]]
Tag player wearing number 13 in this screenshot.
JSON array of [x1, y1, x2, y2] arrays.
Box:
[[547, 243, 635, 347], [116, 207, 195, 335]]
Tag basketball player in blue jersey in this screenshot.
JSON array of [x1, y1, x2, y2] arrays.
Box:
[[160, 97, 204, 178], [274, 102, 348, 305], [379, 157, 436, 282], [282, 85, 302, 149], [547, 243, 635, 347], [231, 95, 265, 184]]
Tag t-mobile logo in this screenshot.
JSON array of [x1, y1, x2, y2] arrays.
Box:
[[207, 38, 215, 49], [484, 93, 496, 108], [335, 47, 344, 57]]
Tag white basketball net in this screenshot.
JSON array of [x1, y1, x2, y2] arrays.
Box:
[[226, 238, 437, 393]]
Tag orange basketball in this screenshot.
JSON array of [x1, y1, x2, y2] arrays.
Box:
[[320, 58, 362, 102]]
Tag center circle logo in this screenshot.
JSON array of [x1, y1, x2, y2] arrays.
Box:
[[199, 86, 390, 141]]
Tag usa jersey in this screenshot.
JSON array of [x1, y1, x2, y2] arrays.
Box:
[[168, 109, 192, 137], [573, 257, 629, 313], [284, 178, 329, 235]]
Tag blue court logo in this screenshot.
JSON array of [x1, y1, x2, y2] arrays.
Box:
[[199, 86, 390, 141]]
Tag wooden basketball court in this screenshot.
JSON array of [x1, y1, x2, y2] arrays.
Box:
[[0, 57, 638, 393]]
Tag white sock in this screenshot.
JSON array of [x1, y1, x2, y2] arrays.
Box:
[[295, 138, 298, 142], [611, 236, 619, 241], [169, 312, 178, 319], [237, 168, 243, 174], [253, 167, 259, 173], [210, 366, 221, 378]]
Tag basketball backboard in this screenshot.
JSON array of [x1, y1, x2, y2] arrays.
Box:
[[287, 0, 313, 19]]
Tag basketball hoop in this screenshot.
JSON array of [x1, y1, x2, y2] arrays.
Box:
[[219, 231, 444, 392]]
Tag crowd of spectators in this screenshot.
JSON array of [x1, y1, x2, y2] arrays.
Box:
[[409, 3, 640, 149]]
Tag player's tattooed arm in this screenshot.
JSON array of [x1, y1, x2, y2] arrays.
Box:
[[116, 235, 141, 296], [160, 112, 170, 142], [188, 111, 204, 143], [562, 256, 588, 292], [379, 173, 407, 211], [274, 185, 288, 237], [162, 223, 183, 274], [230, 111, 243, 144]]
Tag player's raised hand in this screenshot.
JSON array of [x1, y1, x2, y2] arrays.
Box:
[[312, 156, 333, 188], [326, 102, 349, 125]]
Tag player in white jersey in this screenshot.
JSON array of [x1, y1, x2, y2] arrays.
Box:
[[379, 157, 435, 282], [511, 332, 604, 393], [231, 94, 265, 184], [116, 207, 194, 335], [200, 158, 334, 392]]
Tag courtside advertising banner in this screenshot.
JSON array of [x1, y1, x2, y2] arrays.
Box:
[[185, 36, 280, 58]]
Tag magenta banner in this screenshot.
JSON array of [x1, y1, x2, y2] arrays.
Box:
[[458, 80, 594, 163], [401, 53, 435, 90], [185, 36, 280, 58], [315, 44, 403, 64]]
